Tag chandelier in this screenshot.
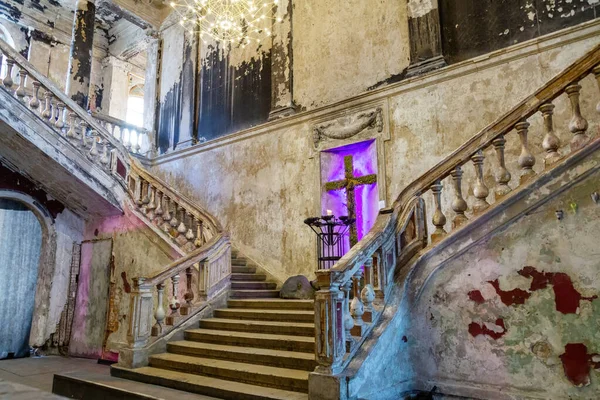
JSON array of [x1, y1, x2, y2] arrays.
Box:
[[169, 0, 281, 45]]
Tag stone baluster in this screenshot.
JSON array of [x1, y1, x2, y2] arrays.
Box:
[[125, 128, 132, 150], [492, 135, 512, 199], [151, 283, 166, 336], [350, 268, 365, 336], [594, 66, 600, 113], [177, 207, 187, 238], [89, 131, 99, 157], [186, 214, 196, 243], [515, 121, 535, 184], [80, 122, 89, 148], [566, 83, 589, 152], [100, 140, 111, 166], [42, 92, 53, 120], [181, 267, 194, 316], [146, 185, 157, 219], [133, 130, 141, 153], [66, 113, 77, 139], [166, 274, 181, 325], [471, 150, 490, 214], [360, 259, 376, 323], [195, 219, 204, 247], [539, 103, 561, 168], [126, 278, 153, 350], [119, 126, 125, 145], [342, 279, 354, 349], [430, 180, 447, 243], [3, 58, 14, 89], [450, 166, 468, 229], [154, 191, 164, 223], [54, 103, 65, 129], [162, 196, 172, 231], [135, 178, 145, 207], [29, 81, 41, 110], [15, 69, 27, 101], [170, 203, 179, 232]]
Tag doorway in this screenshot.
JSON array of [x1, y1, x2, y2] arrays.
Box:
[[0, 199, 43, 359]]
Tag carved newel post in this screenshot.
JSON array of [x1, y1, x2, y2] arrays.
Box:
[[314, 271, 346, 375], [126, 278, 153, 349]]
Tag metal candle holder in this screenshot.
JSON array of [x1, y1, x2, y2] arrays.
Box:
[[304, 214, 355, 271]]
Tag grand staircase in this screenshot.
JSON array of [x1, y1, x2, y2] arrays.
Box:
[[112, 251, 315, 400]]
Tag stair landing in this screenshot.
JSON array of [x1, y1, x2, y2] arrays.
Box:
[[111, 252, 315, 400]]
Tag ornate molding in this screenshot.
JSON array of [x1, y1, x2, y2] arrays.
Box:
[[313, 107, 383, 148]]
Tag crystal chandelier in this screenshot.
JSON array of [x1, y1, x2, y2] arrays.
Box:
[[169, 0, 281, 45]]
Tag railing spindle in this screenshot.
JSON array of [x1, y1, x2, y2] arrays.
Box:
[[66, 112, 77, 139], [540, 103, 561, 168], [42, 91, 52, 119], [360, 259, 375, 323], [55, 102, 65, 129], [166, 274, 181, 325], [492, 135, 512, 199], [566, 83, 589, 152], [451, 166, 468, 229], [3, 58, 14, 89], [516, 121, 535, 184], [350, 268, 365, 336], [471, 150, 490, 214], [15, 68, 27, 101], [181, 267, 194, 316], [430, 180, 447, 243], [29, 81, 41, 110], [594, 66, 600, 113], [151, 283, 166, 336], [89, 131, 99, 157]]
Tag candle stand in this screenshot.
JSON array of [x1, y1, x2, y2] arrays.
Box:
[[304, 214, 355, 270]]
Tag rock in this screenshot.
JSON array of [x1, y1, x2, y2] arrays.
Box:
[[280, 275, 315, 299]]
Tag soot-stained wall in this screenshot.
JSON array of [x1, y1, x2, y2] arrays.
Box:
[[439, 0, 599, 64], [197, 43, 272, 143]]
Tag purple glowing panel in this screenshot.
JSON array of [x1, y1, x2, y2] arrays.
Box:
[[321, 139, 379, 249]]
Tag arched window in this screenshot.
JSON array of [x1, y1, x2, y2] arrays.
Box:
[[126, 84, 144, 128]]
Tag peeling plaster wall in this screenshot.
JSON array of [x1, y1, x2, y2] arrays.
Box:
[[152, 26, 600, 283], [401, 164, 600, 398], [86, 208, 178, 352], [292, 0, 410, 109]]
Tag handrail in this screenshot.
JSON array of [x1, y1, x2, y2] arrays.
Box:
[[91, 111, 152, 155], [91, 111, 150, 135], [314, 44, 600, 376]]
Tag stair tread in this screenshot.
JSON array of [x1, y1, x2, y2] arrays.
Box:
[[215, 308, 314, 315], [203, 318, 314, 328], [151, 353, 310, 381], [169, 340, 316, 360], [185, 328, 315, 343], [113, 366, 307, 400]]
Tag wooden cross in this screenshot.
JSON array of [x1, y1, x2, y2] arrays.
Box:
[[324, 155, 377, 246]]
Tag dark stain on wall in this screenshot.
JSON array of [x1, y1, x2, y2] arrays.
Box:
[[120, 271, 131, 294], [196, 44, 272, 143], [560, 343, 599, 386], [0, 0, 23, 23], [488, 279, 530, 306], [468, 318, 506, 340], [157, 78, 182, 154], [18, 26, 31, 58], [0, 162, 65, 219], [93, 83, 104, 110], [68, 0, 96, 108], [31, 29, 57, 46], [47, 0, 60, 7], [29, 0, 47, 13], [439, 0, 599, 64]]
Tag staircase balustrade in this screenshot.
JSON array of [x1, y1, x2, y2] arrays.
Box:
[[314, 45, 600, 376], [91, 111, 152, 156], [0, 38, 131, 183]]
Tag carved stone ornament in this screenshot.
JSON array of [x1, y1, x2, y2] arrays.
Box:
[[313, 107, 383, 148]]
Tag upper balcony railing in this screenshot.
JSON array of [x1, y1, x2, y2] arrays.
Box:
[[91, 111, 152, 157], [0, 38, 131, 183], [314, 44, 600, 376]]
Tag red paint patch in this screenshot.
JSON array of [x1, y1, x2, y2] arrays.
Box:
[[468, 318, 506, 340], [488, 279, 530, 306], [121, 271, 131, 294], [559, 343, 600, 386], [518, 267, 598, 314], [468, 290, 485, 304]]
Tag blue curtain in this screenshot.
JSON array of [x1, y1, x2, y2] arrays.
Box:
[[0, 199, 42, 359]]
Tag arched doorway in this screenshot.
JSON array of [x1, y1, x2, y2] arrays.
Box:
[[0, 198, 43, 359]]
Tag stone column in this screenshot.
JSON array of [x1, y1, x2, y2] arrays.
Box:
[[268, 0, 296, 120], [65, 0, 96, 109], [101, 56, 131, 121], [406, 0, 446, 77], [143, 33, 160, 156]]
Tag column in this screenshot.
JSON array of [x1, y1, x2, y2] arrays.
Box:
[[101, 56, 131, 121], [65, 0, 96, 109], [143, 33, 160, 156], [406, 0, 446, 77], [268, 0, 296, 120]]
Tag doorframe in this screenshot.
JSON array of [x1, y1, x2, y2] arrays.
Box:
[[0, 189, 58, 348]]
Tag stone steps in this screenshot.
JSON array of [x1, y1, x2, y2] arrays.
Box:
[[230, 289, 281, 298], [149, 353, 309, 392], [199, 318, 315, 336], [112, 366, 308, 400], [113, 252, 314, 399], [227, 298, 314, 310], [214, 308, 314, 322], [167, 341, 317, 371], [184, 328, 315, 352], [231, 281, 278, 290]]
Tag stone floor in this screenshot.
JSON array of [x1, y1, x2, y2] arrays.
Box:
[[0, 355, 105, 399]]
